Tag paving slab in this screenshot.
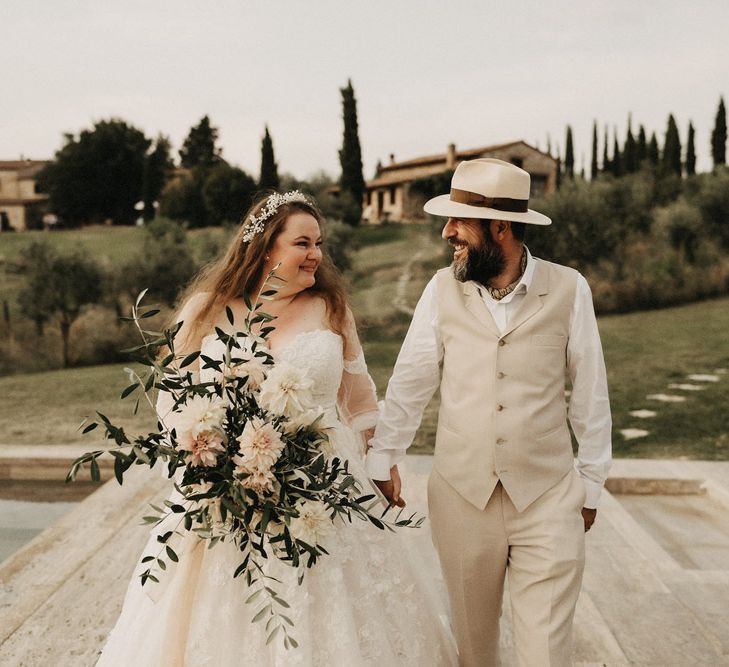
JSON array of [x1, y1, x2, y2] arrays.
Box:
[[2, 454, 729, 664]]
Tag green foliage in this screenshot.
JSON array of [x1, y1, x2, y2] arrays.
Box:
[[590, 121, 598, 180], [647, 132, 659, 165], [409, 170, 455, 199], [636, 125, 648, 165], [18, 241, 104, 366], [686, 122, 697, 176], [711, 96, 726, 167], [202, 163, 257, 226], [36, 119, 151, 226], [116, 218, 198, 307], [602, 127, 610, 175], [623, 114, 637, 174], [662, 114, 682, 177], [17, 241, 56, 335], [159, 169, 207, 227], [322, 219, 354, 272], [685, 167, 729, 249], [143, 135, 174, 221], [611, 132, 622, 177], [179, 115, 223, 169], [160, 165, 256, 228], [564, 125, 575, 179], [259, 125, 280, 190], [338, 79, 365, 225]]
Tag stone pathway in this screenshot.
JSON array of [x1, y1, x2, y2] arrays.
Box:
[[619, 368, 726, 442], [3, 452, 729, 664], [393, 248, 425, 316]]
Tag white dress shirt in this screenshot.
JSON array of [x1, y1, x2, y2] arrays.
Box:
[[366, 248, 612, 509]]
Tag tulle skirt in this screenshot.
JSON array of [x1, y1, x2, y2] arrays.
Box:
[[97, 422, 457, 666]]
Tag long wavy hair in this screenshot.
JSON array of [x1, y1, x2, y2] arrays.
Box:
[[173, 194, 348, 354]]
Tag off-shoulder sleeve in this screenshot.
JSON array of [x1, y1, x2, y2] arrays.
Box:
[[337, 309, 379, 448]]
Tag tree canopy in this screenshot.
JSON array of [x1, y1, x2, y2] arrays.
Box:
[[37, 119, 153, 225]]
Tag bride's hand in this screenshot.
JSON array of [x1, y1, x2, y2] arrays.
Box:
[[373, 465, 406, 508]]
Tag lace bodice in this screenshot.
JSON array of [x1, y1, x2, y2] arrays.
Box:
[[199, 328, 378, 435]]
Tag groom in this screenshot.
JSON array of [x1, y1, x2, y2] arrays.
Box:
[[366, 158, 612, 666]]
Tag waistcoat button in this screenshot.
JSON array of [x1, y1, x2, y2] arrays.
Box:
[[496, 437, 506, 445], [497, 372, 505, 379], [496, 404, 504, 411], [498, 339, 506, 347]]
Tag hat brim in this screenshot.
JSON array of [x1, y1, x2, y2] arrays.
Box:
[[423, 194, 551, 226]]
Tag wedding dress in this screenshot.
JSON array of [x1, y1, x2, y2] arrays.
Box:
[[97, 327, 457, 666]]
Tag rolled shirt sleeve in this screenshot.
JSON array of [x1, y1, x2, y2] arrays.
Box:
[[567, 275, 613, 508], [365, 277, 443, 480]]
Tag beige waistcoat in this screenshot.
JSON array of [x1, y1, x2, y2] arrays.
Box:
[[434, 258, 578, 512]]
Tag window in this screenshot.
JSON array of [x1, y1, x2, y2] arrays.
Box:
[[377, 191, 384, 212], [510, 157, 523, 168], [530, 175, 547, 197], [389, 186, 397, 205]]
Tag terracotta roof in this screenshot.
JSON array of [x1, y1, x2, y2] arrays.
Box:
[[377, 140, 555, 174], [0, 195, 49, 205], [0, 160, 50, 172]]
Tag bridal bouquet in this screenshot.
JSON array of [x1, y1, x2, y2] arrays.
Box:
[[67, 277, 421, 649]]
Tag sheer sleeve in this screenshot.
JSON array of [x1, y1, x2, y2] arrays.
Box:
[[337, 309, 379, 452]]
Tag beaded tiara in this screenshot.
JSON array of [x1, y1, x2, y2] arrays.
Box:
[[241, 190, 310, 242]]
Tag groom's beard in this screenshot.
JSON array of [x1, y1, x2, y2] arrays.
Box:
[[452, 236, 506, 285]]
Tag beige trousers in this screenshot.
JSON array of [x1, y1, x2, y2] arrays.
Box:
[[428, 468, 586, 667]]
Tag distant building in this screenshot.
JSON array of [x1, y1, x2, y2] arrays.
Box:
[[0, 160, 50, 231], [363, 140, 557, 224]]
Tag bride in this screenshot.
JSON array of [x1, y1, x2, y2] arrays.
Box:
[[96, 192, 457, 666]]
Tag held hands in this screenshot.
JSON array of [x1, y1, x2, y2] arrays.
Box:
[[373, 465, 406, 508], [582, 507, 597, 532]]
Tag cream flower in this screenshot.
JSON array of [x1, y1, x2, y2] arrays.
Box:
[[283, 406, 329, 434], [239, 467, 276, 496], [185, 481, 229, 535], [233, 417, 285, 473], [289, 498, 333, 547], [224, 349, 268, 390], [258, 360, 315, 418], [178, 428, 226, 467], [176, 394, 227, 439]]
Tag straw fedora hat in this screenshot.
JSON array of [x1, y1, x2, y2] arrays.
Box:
[[423, 158, 551, 226]]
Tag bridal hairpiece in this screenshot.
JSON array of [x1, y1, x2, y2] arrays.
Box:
[[242, 190, 310, 242]]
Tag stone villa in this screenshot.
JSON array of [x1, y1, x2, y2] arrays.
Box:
[[0, 160, 50, 231], [363, 140, 557, 223]]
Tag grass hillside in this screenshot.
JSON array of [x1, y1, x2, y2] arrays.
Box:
[[1, 222, 727, 461]]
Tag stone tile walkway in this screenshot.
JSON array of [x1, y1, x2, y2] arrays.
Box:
[[2, 452, 729, 665]]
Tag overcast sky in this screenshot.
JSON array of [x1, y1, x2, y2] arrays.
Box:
[[4, 1, 728, 180]]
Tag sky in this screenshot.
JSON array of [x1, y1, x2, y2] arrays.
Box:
[[4, 1, 729, 180]]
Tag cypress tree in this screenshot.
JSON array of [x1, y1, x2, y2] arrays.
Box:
[[637, 125, 647, 165], [338, 79, 365, 225], [686, 121, 696, 176], [179, 115, 222, 169], [546, 134, 552, 156], [555, 150, 562, 190], [259, 125, 280, 190], [647, 132, 659, 165], [590, 121, 598, 180], [602, 127, 610, 174], [611, 131, 623, 177], [624, 114, 637, 173], [564, 126, 575, 179], [711, 96, 727, 167], [662, 114, 682, 176]]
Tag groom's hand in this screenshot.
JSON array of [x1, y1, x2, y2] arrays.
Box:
[[582, 508, 597, 532], [373, 465, 406, 508]]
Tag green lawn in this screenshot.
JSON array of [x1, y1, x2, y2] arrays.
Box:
[[1, 221, 727, 460]]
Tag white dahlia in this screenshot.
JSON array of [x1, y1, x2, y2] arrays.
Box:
[[257, 360, 315, 418], [233, 417, 285, 473], [289, 498, 333, 547]]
